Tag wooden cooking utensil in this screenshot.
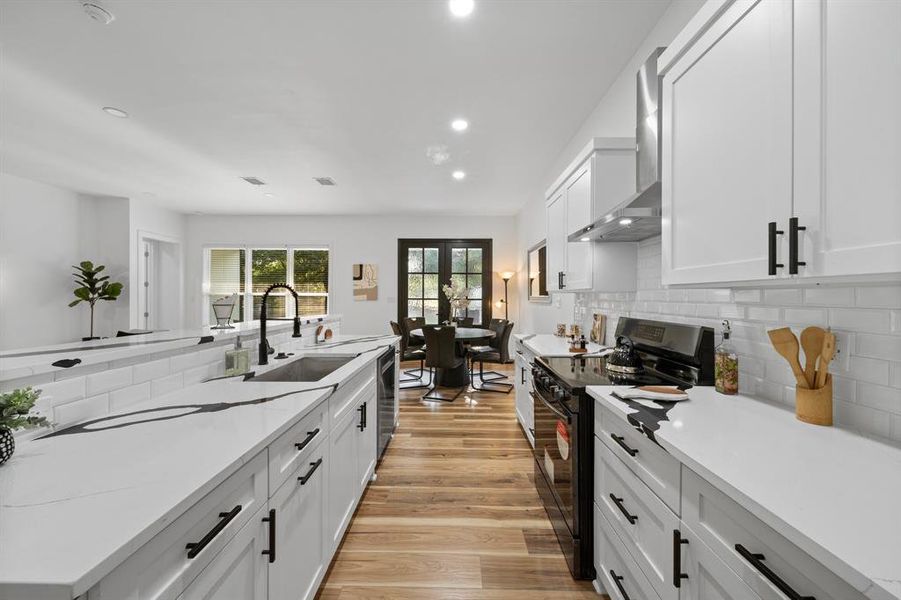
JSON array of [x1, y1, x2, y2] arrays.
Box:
[[815, 332, 836, 389], [800, 327, 826, 388], [768, 327, 810, 388]]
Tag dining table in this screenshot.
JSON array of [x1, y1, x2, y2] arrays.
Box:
[[409, 326, 496, 386]]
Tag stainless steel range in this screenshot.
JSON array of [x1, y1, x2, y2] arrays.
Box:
[[531, 317, 714, 579]]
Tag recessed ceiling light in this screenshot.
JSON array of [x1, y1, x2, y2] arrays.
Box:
[[449, 0, 474, 17], [102, 106, 128, 118], [579, 237, 590, 242], [83, 2, 115, 24], [452, 170, 466, 180], [451, 118, 469, 132], [619, 218, 634, 226]]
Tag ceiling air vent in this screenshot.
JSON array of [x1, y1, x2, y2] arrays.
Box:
[[314, 177, 336, 186], [241, 176, 266, 186]]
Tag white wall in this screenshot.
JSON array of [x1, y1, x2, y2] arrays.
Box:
[[515, 0, 704, 334], [0, 173, 131, 349], [185, 214, 519, 335]]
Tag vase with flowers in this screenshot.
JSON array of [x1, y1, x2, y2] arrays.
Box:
[[1, 387, 52, 466], [442, 280, 471, 326]]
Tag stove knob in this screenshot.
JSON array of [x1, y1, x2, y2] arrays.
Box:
[[554, 387, 566, 400]]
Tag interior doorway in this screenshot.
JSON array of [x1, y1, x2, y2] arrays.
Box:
[[397, 239, 492, 325], [137, 232, 183, 331]]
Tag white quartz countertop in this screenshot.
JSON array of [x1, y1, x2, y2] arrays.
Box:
[[514, 333, 606, 357], [588, 385, 901, 600], [0, 315, 342, 382], [0, 333, 396, 600]]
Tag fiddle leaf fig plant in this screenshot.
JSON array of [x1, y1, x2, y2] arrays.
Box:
[[0, 387, 50, 431], [69, 260, 124, 340]]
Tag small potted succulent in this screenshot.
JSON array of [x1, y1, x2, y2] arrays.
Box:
[[69, 260, 124, 341], [1, 387, 51, 465]]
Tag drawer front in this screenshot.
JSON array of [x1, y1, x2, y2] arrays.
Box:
[[678, 522, 762, 600], [596, 439, 679, 600], [92, 450, 268, 600], [269, 398, 328, 495], [596, 403, 681, 513], [329, 364, 375, 425], [595, 502, 662, 600], [682, 467, 867, 600]]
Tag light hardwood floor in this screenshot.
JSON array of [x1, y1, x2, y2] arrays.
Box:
[[317, 362, 605, 599]]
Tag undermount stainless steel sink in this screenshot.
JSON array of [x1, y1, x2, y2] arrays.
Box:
[[249, 355, 356, 382]]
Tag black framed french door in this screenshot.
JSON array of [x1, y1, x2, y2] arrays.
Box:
[[398, 239, 493, 326]]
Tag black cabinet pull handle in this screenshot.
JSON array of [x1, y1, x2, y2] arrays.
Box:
[[735, 544, 815, 600], [521, 367, 526, 385], [528, 427, 535, 437], [357, 402, 366, 431], [673, 529, 689, 588], [560, 271, 566, 289], [298, 457, 323, 485], [294, 428, 320, 451], [609, 493, 638, 524], [261, 508, 276, 563], [609, 569, 631, 600], [610, 433, 638, 457], [768, 221, 785, 275], [789, 217, 807, 274], [185, 505, 242, 559]]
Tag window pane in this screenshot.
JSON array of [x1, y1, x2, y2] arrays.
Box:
[[407, 300, 423, 319], [424, 300, 439, 324], [466, 301, 482, 325], [407, 274, 423, 299], [450, 273, 466, 291], [293, 249, 328, 294], [252, 294, 286, 319], [467, 248, 483, 273], [251, 249, 287, 293], [467, 275, 482, 299], [297, 295, 327, 316], [424, 248, 439, 272], [408, 248, 423, 273], [451, 248, 466, 272], [209, 249, 245, 295], [423, 274, 438, 299]]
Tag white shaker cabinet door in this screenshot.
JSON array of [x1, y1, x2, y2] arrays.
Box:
[[356, 390, 377, 492], [269, 444, 328, 600], [176, 507, 268, 600], [662, 0, 794, 285], [794, 0, 901, 278], [327, 403, 359, 554], [564, 164, 594, 291], [677, 524, 762, 600], [546, 191, 567, 291]]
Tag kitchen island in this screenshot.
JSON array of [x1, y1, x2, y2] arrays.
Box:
[[0, 333, 398, 600]]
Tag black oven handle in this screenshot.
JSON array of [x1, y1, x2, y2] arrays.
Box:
[[537, 392, 571, 423]]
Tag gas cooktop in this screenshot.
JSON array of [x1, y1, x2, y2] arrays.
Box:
[[536, 355, 686, 390]]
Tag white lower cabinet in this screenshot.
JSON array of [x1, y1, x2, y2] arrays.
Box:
[[177, 507, 269, 600], [513, 346, 534, 446], [595, 502, 661, 600], [676, 523, 760, 600], [269, 443, 328, 600]]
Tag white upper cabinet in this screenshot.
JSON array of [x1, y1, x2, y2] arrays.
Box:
[[661, 0, 794, 285], [794, 0, 901, 278], [545, 138, 636, 292], [661, 0, 901, 286]]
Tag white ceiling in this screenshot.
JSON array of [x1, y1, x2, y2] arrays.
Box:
[[0, 0, 669, 216]]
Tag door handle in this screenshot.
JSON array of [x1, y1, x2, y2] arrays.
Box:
[[539, 394, 570, 422], [735, 544, 815, 599], [789, 217, 807, 274], [261, 509, 276, 563], [768, 221, 784, 275], [673, 529, 689, 588], [521, 367, 526, 385]]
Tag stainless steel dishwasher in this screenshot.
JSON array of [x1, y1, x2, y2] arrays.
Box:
[[376, 347, 396, 462]]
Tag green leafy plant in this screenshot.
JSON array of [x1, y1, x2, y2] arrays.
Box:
[[0, 387, 50, 432], [69, 260, 124, 339]]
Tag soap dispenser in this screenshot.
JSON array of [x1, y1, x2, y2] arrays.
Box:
[[225, 335, 250, 376], [715, 320, 738, 395]]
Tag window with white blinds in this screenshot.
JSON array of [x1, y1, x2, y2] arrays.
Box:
[[204, 247, 329, 325]]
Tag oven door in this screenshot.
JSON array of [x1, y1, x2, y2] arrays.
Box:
[[533, 387, 578, 533]]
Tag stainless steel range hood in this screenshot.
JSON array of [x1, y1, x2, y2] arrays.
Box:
[[569, 48, 665, 243]]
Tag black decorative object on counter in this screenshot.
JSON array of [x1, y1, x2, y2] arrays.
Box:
[[0, 387, 51, 465], [0, 428, 14, 466]]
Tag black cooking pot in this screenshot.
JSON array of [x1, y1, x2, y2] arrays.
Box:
[[607, 335, 643, 374]]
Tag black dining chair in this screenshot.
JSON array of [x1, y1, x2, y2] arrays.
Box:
[[452, 316, 474, 327], [422, 326, 466, 402], [469, 320, 515, 393], [391, 321, 429, 389], [403, 316, 427, 376]]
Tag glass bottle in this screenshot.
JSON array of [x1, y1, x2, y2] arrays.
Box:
[[225, 335, 250, 376], [715, 320, 738, 395]]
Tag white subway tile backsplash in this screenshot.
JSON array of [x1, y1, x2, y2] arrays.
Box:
[[783, 308, 828, 325], [829, 308, 891, 334], [133, 358, 170, 384], [891, 413, 901, 442], [804, 286, 854, 306], [746, 306, 781, 322], [891, 363, 901, 388], [109, 382, 152, 411], [834, 399, 891, 439], [733, 289, 761, 303], [855, 285, 901, 308], [855, 382, 901, 414], [856, 334, 901, 362], [764, 288, 802, 305], [36, 377, 86, 406], [85, 367, 133, 396], [55, 394, 109, 427], [831, 375, 857, 402], [719, 305, 745, 319], [891, 310, 901, 334], [838, 357, 890, 386]]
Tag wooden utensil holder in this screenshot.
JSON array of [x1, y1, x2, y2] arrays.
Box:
[[795, 374, 833, 426]]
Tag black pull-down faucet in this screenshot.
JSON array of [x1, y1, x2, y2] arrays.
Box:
[[258, 282, 303, 366]]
